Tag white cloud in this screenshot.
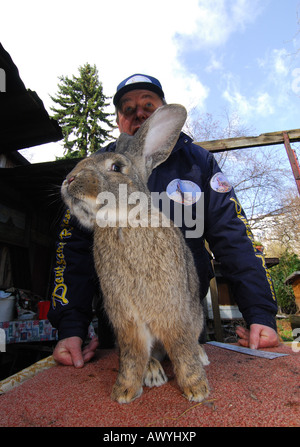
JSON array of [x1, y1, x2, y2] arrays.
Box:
[[170, 65, 209, 110], [175, 0, 265, 50], [223, 78, 275, 119], [255, 46, 299, 116], [257, 48, 291, 84], [2, 0, 266, 110], [273, 49, 289, 76], [1, 0, 274, 162], [205, 54, 223, 72], [222, 38, 299, 123], [2, 0, 211, 161], [256, 92, 274, 116], [258, 48, 290, 78]]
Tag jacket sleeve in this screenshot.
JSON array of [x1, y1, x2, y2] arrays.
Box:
[[48, 208, 97, 341], [202, 153, 278, 331]]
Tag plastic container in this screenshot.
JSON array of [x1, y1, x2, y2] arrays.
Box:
[[38, 301, 50, 320]]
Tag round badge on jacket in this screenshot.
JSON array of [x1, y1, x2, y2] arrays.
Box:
[[166, 179, 201, 205], [210, 172, 232, 193]]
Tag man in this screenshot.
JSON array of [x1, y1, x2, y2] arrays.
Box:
[[48, 74, 279, 368]]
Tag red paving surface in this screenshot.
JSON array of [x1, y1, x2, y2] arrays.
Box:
[[0, 344, 299, 428]]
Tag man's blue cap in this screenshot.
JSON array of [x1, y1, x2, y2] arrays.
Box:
[[113, 74, 165, 107]]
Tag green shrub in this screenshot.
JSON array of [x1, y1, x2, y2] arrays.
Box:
[[270, 250, 300, 314]]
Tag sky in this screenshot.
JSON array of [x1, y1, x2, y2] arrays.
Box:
[[2, 0, 300, 163]]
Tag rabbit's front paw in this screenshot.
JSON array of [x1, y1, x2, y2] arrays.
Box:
[[111, 383, 143, 404], [182, 378, 210, 402], [143, 357, 168, 388]]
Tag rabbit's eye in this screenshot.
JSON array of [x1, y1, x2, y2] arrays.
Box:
[[111, 163, 121, 172]]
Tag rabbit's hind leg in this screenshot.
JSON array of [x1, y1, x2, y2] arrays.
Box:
[[111, 321, 151, 404], [164, 338, 210, 403], [180, 344, 210, 402]]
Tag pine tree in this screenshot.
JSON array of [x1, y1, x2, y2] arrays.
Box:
[[50, 63, 114, 158]]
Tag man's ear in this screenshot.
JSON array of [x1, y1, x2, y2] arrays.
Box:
[[116, 111, 120, 128]]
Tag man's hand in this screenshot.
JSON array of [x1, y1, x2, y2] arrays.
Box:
[[236, 324, 279, 350], [53, 336, 99, 368]]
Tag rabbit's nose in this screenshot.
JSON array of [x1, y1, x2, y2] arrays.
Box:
[[67, 176, 75, 185]]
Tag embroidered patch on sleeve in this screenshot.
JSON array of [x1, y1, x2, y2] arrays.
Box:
[[210, 172, 232, 193], [166, 179, 201, 205]]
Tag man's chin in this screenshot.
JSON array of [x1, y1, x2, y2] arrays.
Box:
[[132, 127, 140, 135]]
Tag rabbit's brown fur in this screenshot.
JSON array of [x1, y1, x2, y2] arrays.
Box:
[[61, 104, 209, 403]]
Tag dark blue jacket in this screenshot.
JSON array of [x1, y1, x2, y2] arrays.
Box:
[[48, 132, 277, 340]]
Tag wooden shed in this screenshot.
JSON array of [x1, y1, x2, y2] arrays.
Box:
[[0, 43, 72, 301]]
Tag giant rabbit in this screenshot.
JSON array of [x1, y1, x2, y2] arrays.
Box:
[[61, 104, 210, 403]]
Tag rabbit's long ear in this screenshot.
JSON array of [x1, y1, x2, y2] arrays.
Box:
[[117, 104, 187, 179], [136, 104, 187, 176]]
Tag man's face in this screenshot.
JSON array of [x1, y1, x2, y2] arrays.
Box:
[[117, 89, 164, 136]]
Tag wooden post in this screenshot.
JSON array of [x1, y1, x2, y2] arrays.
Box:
[[205, 241, 224, 342], [283, 132, 300, 196], [285, 271, 300, 314], [209, 276, 224, 342]]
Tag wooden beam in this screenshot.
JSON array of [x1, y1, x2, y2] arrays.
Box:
[[283, 131, 300, 195], [194, 128, 300, 153]]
